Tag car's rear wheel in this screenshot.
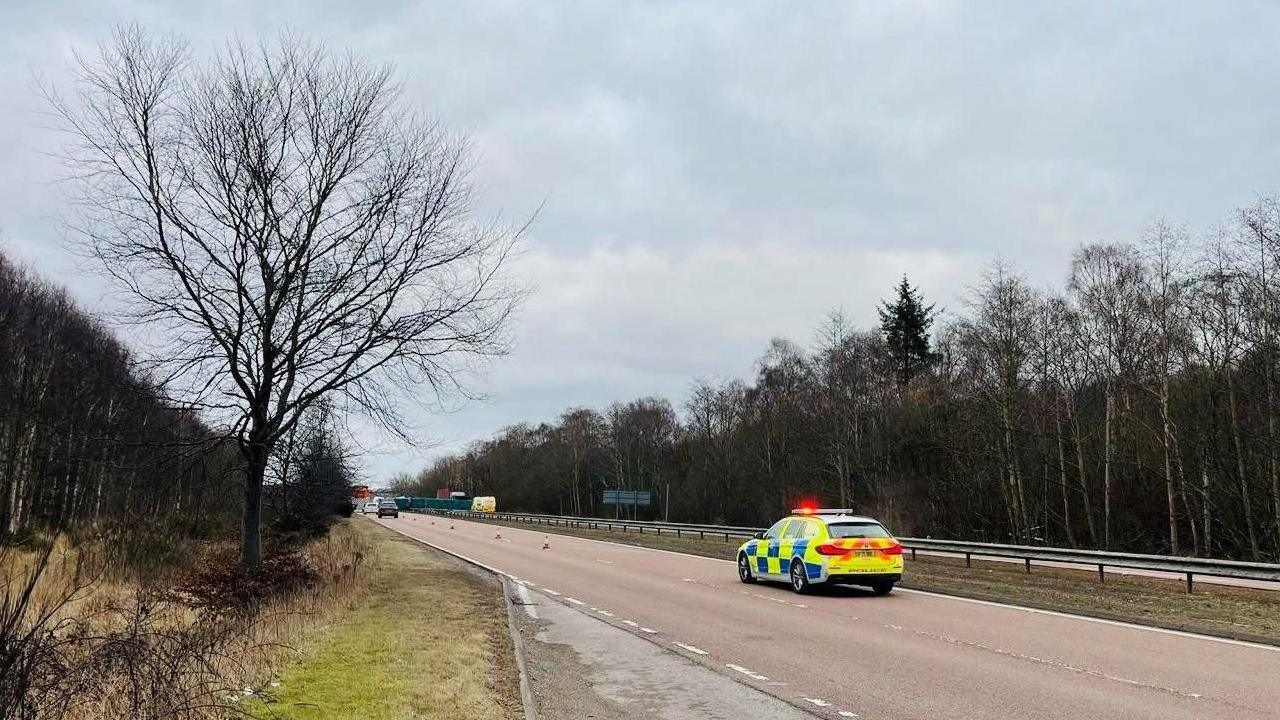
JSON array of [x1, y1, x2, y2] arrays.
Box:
[[789, 559, 811, 594], [871, 580, 894, 596], [738, 553, 756, 584]]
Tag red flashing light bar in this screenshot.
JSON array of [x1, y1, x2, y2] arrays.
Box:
[[792, 508, 854, 515]]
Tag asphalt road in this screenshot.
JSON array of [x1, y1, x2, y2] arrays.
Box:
[[376, 513, 1280, 720]]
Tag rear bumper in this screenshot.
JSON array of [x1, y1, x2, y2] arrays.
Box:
[[824, 572, 901, 586]]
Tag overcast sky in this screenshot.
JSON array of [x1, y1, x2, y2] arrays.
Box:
[[4, 1, 1280, 481]]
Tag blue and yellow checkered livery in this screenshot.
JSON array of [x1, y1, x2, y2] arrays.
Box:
[[736, 510, 904, 594]]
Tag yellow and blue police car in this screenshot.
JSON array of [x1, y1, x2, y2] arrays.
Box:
[[736, 508, 904, 594]]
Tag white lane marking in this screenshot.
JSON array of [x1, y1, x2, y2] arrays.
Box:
[[566, 597, 586, 606], [542, 589, 561, 596], [595, 558, 613, 564], [803, 698, 831, 708], [514, 582, 539, 619], [893, 587, 1280, 654], [673, 642, 708, 655], [623, 620, 639, 627], [682, 578, 694, 582], [517, 579, 536, 587], [640, 627, 657, 633], [838, 711, 860, 718], [596, 609, 616, 617], [726, 663, 768, 681]]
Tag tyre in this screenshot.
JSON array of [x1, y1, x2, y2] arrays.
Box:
[[871, 580, 894, 596], [789, 559, 811, 594], [738, 553, 756, 584]]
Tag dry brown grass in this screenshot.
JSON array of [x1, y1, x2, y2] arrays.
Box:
[[0, 520, 373, 720], [247, 521, 521, 720]]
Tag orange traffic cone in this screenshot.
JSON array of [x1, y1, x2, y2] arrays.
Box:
[[495, 531, 502, 540], [450, 522, 455, 530], [542, 536, 550, 550]]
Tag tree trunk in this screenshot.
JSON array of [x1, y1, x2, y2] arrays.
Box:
[[242, 443, 268, 568], [1055, 414, 1075, 547], [1161, 373, 1179, 554], [1103, 385, 1114, 550], [1225, 373, 1260, 560]]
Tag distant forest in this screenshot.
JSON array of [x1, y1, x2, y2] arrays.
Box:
[[398, 197, 1280, 560], [0, 248, 353, 542]]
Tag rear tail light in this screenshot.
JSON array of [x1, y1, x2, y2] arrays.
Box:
[[880, 542, 903, 556], [815, 543, 846, 556]]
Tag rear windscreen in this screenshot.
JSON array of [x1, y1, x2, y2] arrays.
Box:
[[827, 522, 891, 539]]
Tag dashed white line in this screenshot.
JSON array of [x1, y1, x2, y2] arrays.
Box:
[[726, 663, 769, 681], [566, 597, 586, 606], [673, 642, 709, 655], [542, 589, 561, 596], [640, 627, 657, 634], [838, 711, 860, 718], [596, 609, 616, 617], [595, 558, 614, 564], [623, 620, 639, 627], [803, 697, 832, 708]]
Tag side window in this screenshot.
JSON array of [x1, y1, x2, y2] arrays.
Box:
[[764, 519, 789, 539], [803, 521, 819, 539], [783, 519, 806, 539]]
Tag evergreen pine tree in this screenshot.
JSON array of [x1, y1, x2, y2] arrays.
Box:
[[878, 275, 940, 387]]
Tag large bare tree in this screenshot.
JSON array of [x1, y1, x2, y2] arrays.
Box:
[[51, 27, 523, 566]]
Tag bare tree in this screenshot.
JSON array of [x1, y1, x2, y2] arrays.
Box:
[[51, 27, 523, 566], [1140, 221, 1192, 554]]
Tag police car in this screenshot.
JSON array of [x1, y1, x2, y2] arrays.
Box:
[[737, 508, 904, 594]]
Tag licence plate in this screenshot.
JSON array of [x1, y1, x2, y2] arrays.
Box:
[[854, 550, 875, 558]]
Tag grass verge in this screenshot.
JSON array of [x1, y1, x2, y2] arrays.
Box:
[[453, 514, 1280, 646], [250, 519, 521, 720]]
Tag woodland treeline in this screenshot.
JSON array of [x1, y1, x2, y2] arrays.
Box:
[[398, 197, 1280, 561], [0, 247, 354, 543]]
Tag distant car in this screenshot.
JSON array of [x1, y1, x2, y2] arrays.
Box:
[[737, 509, 903, 595], [361, 501, 379, 515], [376, 500, 399, 518]]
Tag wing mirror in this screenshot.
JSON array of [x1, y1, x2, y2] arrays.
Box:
[[752, 531, 765, 540]]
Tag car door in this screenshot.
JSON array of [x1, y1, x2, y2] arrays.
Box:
[[756, 519, 791, 578], [779, 517, 809, 570]]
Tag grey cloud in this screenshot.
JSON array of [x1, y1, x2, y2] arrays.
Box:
[[3, 1, 1280, 477]]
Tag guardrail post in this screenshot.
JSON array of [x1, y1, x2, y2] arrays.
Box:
[[700, 530, 705, 539], [911, 548, 917, 561], [1025, 558, 1032, 574], [1098, 564, 1105, 583], [1186, 572, 1194, 593], [965, 553, 971, 568], [676, 529, 681, 538]]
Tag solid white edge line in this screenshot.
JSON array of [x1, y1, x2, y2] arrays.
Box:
[[515, 582, 539, 619], [398, 515, 1280, 654]]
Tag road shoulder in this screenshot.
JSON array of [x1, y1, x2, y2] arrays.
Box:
[[510, 584, 816, 720]]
